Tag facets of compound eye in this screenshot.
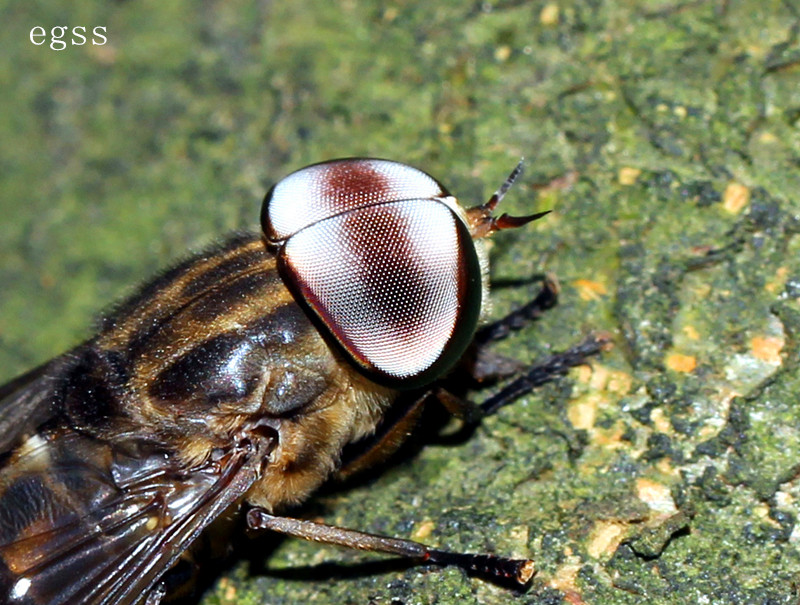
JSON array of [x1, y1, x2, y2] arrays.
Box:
[[262, 159, 483, 388], [280, 199, 482, 386], [261, 158, 449, 243]]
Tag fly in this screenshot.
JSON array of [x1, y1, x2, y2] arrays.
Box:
[[0, 159, 607, 604]]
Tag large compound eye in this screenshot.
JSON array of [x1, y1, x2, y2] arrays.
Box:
[[262, 159, 482, 387]]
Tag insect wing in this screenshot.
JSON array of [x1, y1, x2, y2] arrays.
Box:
[[0, 358, 69, 453], [0, 424, 264, 605]]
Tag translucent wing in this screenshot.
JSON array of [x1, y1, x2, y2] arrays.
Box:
[[0, 425, 264, 605], [0, 356, 70, 453]]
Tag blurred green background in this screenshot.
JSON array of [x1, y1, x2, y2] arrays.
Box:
[[1, 1, 800, 603]]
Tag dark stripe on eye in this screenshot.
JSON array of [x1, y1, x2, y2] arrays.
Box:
[[321, 160, 390, 208]]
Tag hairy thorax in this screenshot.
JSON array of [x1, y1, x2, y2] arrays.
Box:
[[66, 234, 398, 511]]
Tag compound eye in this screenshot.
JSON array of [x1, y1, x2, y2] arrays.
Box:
[[262, 159, 482, 387]]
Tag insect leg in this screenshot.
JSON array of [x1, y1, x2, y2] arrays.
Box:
[[468, 276, 561, 384], [246, 509, 535, 585], [336, 393, 428, 480], [479, 333, 611, 416], [442, 333, 611, 421], [474, 275, 559, 346]]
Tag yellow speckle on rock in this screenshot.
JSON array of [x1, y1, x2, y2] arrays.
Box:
[[568, 393, 599, 430], [575, 363, 632, 394], [636, 478, 678, 514], [666, 353, 697, 373], [494, 45, 512, 61], [217, 578, 237, 605], [587, 364, 610, 389], [693, 282, 712, 298], [775, 491, 793, 507], [411, 519, 435, 541], [575, 364, 594, 384], [682, 325, 700, 340], [594, 424, 626, 448], [649, 408, 671, 434], [750, 335, 783, 364], [606, 370, 633, 394], [765, 266, 788, 294], [508, 524, 530, 556], [540, 3, 559, 25], [656, 458, 678, 476], [754, 504, 785, 530], [574, 278, 608, 301], [587, 521, 626, 559], [618, 167, 641, 185], [723, 182, 750, 214], [549, 560, 581, 592]]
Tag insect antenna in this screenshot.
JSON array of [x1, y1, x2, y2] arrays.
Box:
[[465, 159, 550, 238]]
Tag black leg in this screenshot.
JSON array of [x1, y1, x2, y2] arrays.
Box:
[[440, 333, 611, 423], [247, 509, 535, 585], [480, 334, 611, 416], [475, 275, 559, 346]]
